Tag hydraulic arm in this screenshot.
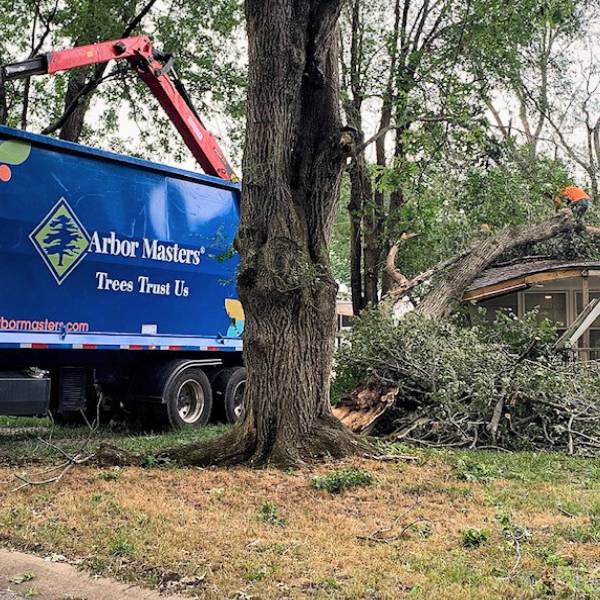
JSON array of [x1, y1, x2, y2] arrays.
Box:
[[2, 35, 235, 181]]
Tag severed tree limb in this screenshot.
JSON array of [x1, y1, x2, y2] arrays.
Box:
[[341, 210, 600, 447], [384, 211, 600, 318], [385, 232, 418, 287], [415, 209, 578, 319], [385, 246, 473, 302]]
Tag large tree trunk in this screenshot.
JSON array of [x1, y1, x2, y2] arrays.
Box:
[[415, 211, 576, 318], [159, 0, 371, 468]]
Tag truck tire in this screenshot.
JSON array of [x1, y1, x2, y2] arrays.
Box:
[[161, 367, 213, 429], [213, 367, 246, 424]]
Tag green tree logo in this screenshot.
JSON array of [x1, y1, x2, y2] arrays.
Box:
[[42, 214, 82, 266], [30, 198, 90, 284]]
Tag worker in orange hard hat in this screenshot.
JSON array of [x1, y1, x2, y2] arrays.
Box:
[[554, 184, 591, 220]]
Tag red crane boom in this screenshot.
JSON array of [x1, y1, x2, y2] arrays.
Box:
[[2, 35, 236, 181]]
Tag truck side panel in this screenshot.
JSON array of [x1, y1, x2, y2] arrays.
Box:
[[0, 127, 242, 351]]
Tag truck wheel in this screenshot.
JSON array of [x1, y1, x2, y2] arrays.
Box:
[[222, 367, 246, 424], [163, 367, 213, 429]]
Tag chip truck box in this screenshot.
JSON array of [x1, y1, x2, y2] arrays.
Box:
[[0, 126, 246, 427]]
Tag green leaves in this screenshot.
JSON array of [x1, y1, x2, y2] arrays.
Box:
[[0, 0, 245, 163], [334, 306, 600, 452], [461, 528, 490, 548]]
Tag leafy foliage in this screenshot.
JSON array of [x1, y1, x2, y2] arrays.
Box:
[[335, 308, 600, 454], [336, 0, 586, 303], [0, 0, 245, 164], [383, 148, 574, 279], [329, 176, 352, 286], [461, 528, 490, 548]]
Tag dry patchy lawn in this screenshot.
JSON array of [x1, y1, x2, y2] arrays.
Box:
[[0, 437, 599, 600]]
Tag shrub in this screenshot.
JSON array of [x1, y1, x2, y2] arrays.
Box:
[[461, 528, 490, 548], [312, 468, 374, 494]]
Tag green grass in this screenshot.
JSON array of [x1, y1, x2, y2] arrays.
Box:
[[312, 467, 374, 494], [0, 416, 52, 428], [0, 417, 229, 464], [1, 428, 600, 599], [447, 449, 600, 486]]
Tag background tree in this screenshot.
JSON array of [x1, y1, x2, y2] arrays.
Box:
[[0, 0, 245, 163], [336, 0, 586, 313], [485, 0, 600, 198]]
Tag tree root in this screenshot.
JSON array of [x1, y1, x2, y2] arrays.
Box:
[[96, 415, 375, 470]]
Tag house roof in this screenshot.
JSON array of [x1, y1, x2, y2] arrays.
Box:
[[464, 259, 600, 301]]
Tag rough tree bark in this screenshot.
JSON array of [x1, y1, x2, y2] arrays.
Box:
[[0, 77, 7, 125], [151, 0, 372, 468], [382, 210, 579, 320], [348, 151, 371, 314], [58, 71, 93, 141]]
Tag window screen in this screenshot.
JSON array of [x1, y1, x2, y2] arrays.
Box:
[[476, 294, 518, 324], [524, 292, 567, 327]]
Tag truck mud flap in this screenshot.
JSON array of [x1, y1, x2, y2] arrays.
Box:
[[0, 371, 50, 416]]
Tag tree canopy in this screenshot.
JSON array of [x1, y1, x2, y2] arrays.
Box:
[[0, 0, 245, 163]]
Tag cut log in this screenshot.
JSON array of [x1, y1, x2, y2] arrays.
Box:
[[333, 381, 398, 435]]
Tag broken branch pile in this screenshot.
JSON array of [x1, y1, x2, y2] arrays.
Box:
[[333, 309, 600, 455]]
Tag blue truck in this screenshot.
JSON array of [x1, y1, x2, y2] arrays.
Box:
[[0, 36, 247, 428]]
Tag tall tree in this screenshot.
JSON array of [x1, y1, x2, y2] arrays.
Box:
[[0, 0, 244, 161], [338, 0, 562, 311], [158, 0, 369, 467], [483, 1, 600, 197]]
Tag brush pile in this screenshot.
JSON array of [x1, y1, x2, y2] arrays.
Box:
[[333, 309, 600, 455]]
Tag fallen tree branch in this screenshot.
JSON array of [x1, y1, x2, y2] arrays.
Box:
[[13, 390, 103, 492], [357, 503, 432, 544], [416, 210, 577, 319]]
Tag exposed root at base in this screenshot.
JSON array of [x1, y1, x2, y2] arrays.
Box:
[[96, 416, 376, 469]]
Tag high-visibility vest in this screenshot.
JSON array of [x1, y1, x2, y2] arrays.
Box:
[[561, 186, 590, 203]]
